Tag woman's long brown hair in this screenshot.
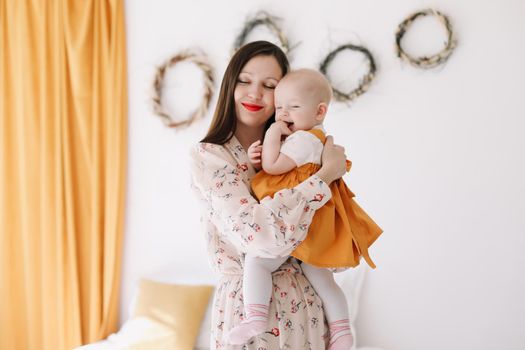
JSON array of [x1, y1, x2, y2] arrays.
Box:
[[201, 41, 289, 145]]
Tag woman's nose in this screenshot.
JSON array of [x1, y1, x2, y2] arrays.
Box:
[[248, 85, 262, 99]]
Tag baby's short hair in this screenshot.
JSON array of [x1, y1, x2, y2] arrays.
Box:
[[282, 68, 333, 103]]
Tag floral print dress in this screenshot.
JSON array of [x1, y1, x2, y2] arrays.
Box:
[[190, 136, 334, 349]]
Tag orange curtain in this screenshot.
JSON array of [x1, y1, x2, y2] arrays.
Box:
[[0, 1, 127, 349]]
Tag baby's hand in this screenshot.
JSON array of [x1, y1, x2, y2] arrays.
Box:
[[247, 140, 263, 171], [267, 120, 292, 137]]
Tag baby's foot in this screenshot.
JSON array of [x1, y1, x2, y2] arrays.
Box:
[[224, 320, 267, 345], [328, 332, 354, 350]]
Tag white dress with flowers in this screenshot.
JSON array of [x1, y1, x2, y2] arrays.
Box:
[[190, 136, 333, 349]]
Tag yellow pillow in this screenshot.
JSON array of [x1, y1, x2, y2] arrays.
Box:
[[131, 278, 214, 350]]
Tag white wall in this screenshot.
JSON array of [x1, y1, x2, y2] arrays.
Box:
[[122, 0, 525, 349]]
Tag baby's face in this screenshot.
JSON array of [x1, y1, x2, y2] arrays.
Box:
[[274, 79, 323, 132]]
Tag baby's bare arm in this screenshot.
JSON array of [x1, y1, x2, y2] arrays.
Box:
[[261, 121, 295, 174]]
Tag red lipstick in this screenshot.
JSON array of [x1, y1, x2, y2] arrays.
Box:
[[242, 103, 263, 112]]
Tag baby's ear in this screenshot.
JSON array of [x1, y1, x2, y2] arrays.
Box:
[[316, 103, 328, 121]]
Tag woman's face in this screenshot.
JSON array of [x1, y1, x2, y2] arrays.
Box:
[[234, 55, 283, 129]]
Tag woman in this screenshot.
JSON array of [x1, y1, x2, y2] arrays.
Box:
[[190, 41, 347, 349]]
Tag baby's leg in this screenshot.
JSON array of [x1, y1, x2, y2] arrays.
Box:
[[243, 255, 287, 307], [301, 263, 348, 322], [301, 263, 354, 350], [224, 255, 287, 345]]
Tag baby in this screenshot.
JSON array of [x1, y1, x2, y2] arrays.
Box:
[[225, 69, 382, 350]]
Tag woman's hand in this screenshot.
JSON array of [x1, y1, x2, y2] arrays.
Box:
[[317, 135, 347, 185]]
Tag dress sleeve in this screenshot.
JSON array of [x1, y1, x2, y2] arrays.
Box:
[[280, 131, 323, 166], [190, 142, 332, 258]]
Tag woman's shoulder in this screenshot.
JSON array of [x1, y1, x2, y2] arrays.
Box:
[[192, 141, 223, 152], [190, 141, 239, 173], [191, 141, 227, 159]]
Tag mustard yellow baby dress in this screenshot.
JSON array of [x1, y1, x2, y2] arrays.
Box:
[[251, 129, 383, 268]]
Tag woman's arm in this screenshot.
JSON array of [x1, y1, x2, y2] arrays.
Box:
[[190, 142, 332, 258]]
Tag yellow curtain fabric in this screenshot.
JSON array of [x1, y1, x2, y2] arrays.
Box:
[[0, 1, 127, 349]]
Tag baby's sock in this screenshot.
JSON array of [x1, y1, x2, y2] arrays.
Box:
[[327, 319, 353, 350], [224, 303, 269, 345]]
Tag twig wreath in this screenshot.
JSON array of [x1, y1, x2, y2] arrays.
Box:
[[319, 44, 377, 103], [152, 50, 215, 129], [395, 8, 457, 69], [232, 11, 290, 54]]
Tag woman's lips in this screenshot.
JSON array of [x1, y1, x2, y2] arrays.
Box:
[[241, 103, 263, 112]]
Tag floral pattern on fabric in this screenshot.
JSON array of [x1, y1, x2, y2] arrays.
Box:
[[190, 136, 333, 349], [212, 261, 329, 349]]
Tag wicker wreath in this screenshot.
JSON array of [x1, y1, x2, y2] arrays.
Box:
[[152, 50, 215, 129], [319, 43, 377, 103], [232, 11, 290, 54], [395, 8, 457, 69]]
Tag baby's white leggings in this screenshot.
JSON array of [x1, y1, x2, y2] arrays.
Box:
[[243, 256, 349, 322]]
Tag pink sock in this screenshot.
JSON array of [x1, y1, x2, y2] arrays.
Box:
[[328, 319, 354, 350], [224, 304, 269, 345]]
